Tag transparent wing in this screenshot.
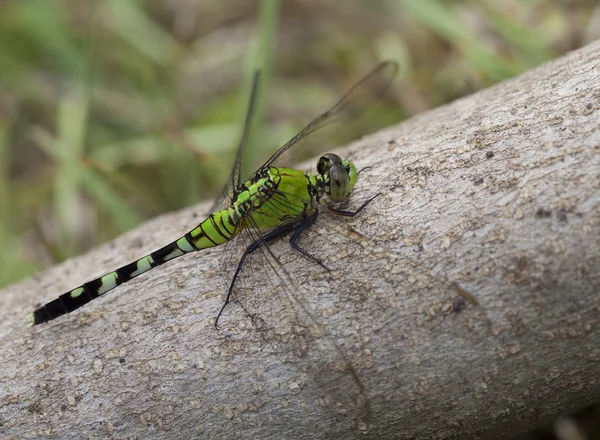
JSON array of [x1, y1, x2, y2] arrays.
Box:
[[231, 71, 261, 190], [216, 212, 371, 419], [253, 61, 398, 176], [205, 71, 262, 214]]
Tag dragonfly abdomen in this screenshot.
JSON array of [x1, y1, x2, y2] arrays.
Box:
[[29, 213, 236, 325]]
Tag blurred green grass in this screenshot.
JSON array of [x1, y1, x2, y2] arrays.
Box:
[[0, 0, 598, 288]]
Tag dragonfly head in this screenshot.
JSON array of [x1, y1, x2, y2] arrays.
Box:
[[317, 153, 358, 201]]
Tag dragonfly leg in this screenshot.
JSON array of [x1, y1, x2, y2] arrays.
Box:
[[327, 192, 382, 217], [215, 221, 299, 329], [356, 165, 372, 175], [289, 211, 330, 272]]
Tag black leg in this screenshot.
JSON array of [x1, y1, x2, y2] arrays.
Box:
[[327, 192, 382, 217], [289, 211, 330, 271], [215, 221, 298, 328], [357, 165, 372, 175]]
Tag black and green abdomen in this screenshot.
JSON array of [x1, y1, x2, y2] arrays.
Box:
[[29, 211, 237, 325]]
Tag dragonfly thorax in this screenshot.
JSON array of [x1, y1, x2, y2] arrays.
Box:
[[317, 153, 358, 202], [229, 175, 277, 220]]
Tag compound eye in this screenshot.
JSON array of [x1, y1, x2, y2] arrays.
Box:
[[328, 163, 350, 201], [317, 153, 343, 175]]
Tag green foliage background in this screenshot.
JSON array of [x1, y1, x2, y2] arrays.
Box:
[[0, 0, 597, 288]]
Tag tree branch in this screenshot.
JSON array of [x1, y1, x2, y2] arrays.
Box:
[[1, 41, 599, 439]]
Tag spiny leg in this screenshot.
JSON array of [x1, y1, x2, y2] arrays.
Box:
[[289, 211, 329, 271], [215, 221, 300, 328], [326, 192, 382, 217]]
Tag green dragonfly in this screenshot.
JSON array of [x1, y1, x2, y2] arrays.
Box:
[[28, 61, 398, 327]]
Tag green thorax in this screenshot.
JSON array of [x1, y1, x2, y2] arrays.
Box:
[[231, 166, 318, 229]]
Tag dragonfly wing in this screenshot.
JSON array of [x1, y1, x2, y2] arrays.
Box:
[[230, 71, 261, 190], [206, 71, 262, 214], [251, 61, 398, 176], [216, 207, 371, 419]]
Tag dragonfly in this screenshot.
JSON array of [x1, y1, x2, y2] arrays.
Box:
[[28, 61, 398, 327]]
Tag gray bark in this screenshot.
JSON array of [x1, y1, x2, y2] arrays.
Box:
[[1, 40, 599, 440]]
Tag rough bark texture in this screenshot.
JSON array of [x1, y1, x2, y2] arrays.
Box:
[[1, 41, 599, 440]]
